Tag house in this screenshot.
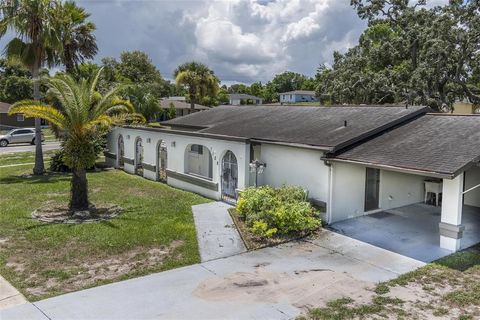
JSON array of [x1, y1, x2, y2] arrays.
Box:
[[0, 101, 36, 130], [158, 99, 210, 119], [279, 90, 318, 103], [452, 99, 479, 114], [228, 93, 263, 105], [105, 105, 480, 255]]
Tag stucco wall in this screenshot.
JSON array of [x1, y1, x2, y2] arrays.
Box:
[[465, 166, 480, 207], [259, 144, 329, 203], [330, 162, 366, 223], [379, 170, 425, 210], [330, 162, 427, 223], [107, 127, 249, 199]]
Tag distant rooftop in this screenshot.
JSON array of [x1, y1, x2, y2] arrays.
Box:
[[160, 99, 209, 110], [228, 93, 262, 100], [280, 90, 316, 95], [0, 102, 11, 113], [167, 96, 186, 101], [163, 105, 429, 151]]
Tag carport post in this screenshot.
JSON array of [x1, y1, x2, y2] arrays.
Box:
[[439, 173, 465, 251]]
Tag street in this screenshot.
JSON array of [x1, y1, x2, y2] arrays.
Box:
[[0, 142, 61, 154]]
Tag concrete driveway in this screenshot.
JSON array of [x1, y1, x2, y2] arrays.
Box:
[[1, 230, 424, 320]]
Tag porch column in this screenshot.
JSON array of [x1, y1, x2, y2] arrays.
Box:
[[439, 173, 465, 251]]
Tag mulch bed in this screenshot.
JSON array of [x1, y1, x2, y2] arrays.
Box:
[[228, 208, 312, 250]]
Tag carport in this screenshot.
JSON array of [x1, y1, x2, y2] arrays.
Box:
[[330, 203, 480, 262], [328, 114, 480, 260]]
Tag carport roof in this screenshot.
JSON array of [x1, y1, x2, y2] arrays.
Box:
[[162, 105, 429, 151], [330, 114, 480, 178]]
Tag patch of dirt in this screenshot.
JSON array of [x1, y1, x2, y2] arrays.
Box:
[[193, 268, 375, 309], [6, 239, 184, 300], [32, 204, 122, 224]]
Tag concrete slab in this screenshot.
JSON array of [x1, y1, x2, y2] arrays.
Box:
[[0, 303, 48, 320], [1, 229, 424, 320], [0, 275, 27, 311], [330, 203, 480, 262], [192, 202, 247, 261]]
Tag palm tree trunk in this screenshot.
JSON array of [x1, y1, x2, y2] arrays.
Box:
[[69, 168, 89, 211], [32, 63, 45, 175]]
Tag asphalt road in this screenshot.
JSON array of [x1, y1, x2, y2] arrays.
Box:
[[0, 141, 61, 154]]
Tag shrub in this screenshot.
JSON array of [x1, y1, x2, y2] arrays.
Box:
[[49, 149, 71, 172], [237, 185, 320, 238]]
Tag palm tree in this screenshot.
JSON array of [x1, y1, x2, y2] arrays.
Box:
[[54, 1, 97, 73], [174, 62, 219, 110], [9, 69, 144, 212], [0, 0, 62, 175]]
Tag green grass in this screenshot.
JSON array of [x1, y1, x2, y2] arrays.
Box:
[[0, 150, 55, 166], [0, 157, 210, 301]]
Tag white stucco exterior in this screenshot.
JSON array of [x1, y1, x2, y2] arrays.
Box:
[[106, 127, 250, 200], [259, 144, 329, 203], [329, 161, 427, 223]]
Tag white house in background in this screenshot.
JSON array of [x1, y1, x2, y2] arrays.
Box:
[[279, 90, 318, 103], [105, 105, 480, 254], [228, 93, 263, 105]]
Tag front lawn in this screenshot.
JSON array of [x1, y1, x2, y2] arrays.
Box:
[[299, 245, 480, 319], [0, 157, 209, 301]]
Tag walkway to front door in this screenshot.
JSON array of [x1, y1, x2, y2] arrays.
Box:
[[192, 202, 246, 261]]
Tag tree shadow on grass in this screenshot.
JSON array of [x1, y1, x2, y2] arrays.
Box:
[[0, 173, 70, 185]]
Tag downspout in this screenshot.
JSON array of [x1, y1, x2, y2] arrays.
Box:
[[324, 158, 333, 225]]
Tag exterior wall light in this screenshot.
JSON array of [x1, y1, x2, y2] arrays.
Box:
[[126, 135, 130, 140], [171, 141, 176, 147], [147, 138, 151, 143], [249, 159, 266, 187]]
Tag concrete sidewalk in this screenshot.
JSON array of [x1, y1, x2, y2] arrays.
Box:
[[192, 202, 246, 261], [0, 275, 27, 311], [1, 230, 424, 320]]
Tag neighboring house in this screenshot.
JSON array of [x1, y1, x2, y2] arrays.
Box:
[[228, 93, 263, 105], [0, 101, 36, 130], [158, 99, 210, 119], [167, 96, 187, 101], [106, 105, 480, 253], [279, 90, 318, 103], [452, 99, 479, 114]]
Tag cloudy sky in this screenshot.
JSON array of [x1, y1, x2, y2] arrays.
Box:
[[76, 0, 367, 84]]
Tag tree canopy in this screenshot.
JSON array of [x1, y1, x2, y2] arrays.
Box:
[[316, 0, 480, 110]]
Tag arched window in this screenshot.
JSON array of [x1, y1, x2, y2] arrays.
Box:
[[134, 137, 143, 175], [157, 140, 167, 182], [184, 144, 213, 180], [117, 135, 124, 168]]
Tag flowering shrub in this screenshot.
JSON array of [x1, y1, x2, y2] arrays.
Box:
[[236, 185, 321, 238]]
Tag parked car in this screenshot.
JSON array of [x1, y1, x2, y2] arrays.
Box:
[[0, 128, 45, 147]]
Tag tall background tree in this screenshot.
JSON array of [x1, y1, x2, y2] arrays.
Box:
[[174, 61, 219, 110], [55, 0, 97, 74], [9, 70, 143, 212], [0, 0, 62, 175], [316, 0, 480, 111]]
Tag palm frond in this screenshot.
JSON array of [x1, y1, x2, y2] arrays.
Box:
[[9, 102, 66, 128]]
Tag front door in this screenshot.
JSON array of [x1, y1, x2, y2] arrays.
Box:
[[365, 168, 380, 211], [221, 151, 238, 203]]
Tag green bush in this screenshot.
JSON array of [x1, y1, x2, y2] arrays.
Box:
[[236, 185, 320, 238], [49, 149, 71, 172]]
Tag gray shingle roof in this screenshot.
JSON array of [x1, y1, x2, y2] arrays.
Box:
[[163, 105, 429, 151], [159, 99, 209, 110], [332, 114, 480, 177], [228, 93, 262, 100], [0, 102, 11, 113], [280, 90, 316, 95]]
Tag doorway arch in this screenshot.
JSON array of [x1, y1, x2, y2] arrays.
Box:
[[157, 140, 167, 182], [221, 150, 238, 202], [134, 137, 143, 176], [117, 135, 124, 168]]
